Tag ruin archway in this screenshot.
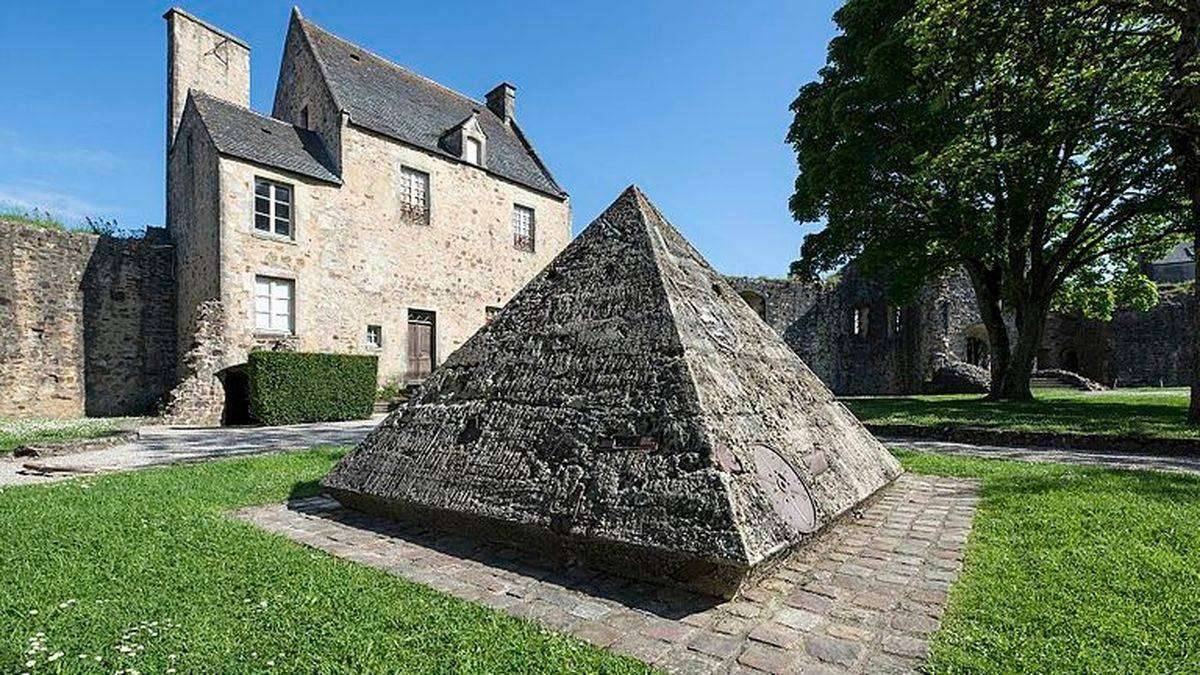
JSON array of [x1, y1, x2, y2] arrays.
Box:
[[739, 290, 767, 322]]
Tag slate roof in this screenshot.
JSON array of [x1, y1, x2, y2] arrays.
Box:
[[1153, 241, 1194, 266], [294, 15, 565, 198], [189, 92, 341, 185]]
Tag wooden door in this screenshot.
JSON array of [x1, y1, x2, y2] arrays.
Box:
[[407, 311, 435, 381]]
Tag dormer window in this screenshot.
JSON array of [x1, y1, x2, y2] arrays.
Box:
[[440, 113, 487, 167]]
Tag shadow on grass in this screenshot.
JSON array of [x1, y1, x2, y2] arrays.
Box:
[[851, 394, 1194, 438]]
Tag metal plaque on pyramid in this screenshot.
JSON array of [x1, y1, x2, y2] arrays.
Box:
[[322, 186, 902, 597]]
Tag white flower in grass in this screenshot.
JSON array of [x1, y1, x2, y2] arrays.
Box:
[[24, 660, 35, 668], [47, 651, 63, 662], [28, 609, 38, 615]]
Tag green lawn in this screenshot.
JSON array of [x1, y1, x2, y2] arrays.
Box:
[[900, 449, 1200, 672], [845, 387, 1198, 439], [0, 417, 141, 454], [2, 448, 1198, 673], [0, 449, 644, 674]]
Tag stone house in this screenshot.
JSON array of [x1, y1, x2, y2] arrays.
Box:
[[164, 7, 570, 420]]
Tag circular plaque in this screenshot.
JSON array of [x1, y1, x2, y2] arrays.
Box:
[[752, 444, 817, 535]]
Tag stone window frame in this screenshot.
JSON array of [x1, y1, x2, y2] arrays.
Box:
[[512, 203, 536, 253], [253, 274, 296, 336], [365, 324, 383, 350], [399, 165, 432, 226], [253, 176, 296, 241]]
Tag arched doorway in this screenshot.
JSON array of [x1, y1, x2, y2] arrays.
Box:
[[739, 290, 767, 322], [963, 324, 990, 368]]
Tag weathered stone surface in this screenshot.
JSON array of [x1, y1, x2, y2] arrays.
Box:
[[0, 222, 176, 418], [322, 187, 902, 597], [159, 300, 228, 425], [924, 355, 990, 395]]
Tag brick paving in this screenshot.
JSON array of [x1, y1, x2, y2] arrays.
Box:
[[237, 474, 978, 674]]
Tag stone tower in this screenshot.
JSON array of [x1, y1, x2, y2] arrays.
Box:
[[322, 187, 901, 597], [164, 7, 250, 148]]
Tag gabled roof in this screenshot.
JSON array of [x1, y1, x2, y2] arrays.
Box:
[[292, 13, 565, 198], [189, 91, 342, 185]]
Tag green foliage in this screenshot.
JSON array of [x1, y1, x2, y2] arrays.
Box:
[[0, 450, 647, 673], [248, 351, 377, 425], [0, 206, 64, 230], [376, 380, 404, 401], [789, 0, 1187, 395]]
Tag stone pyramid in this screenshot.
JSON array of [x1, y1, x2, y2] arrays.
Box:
[[322, 186, 901, 597]]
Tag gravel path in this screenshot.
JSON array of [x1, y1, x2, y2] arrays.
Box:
[[3, 418, 1194, 488], [0, 416, 383, 487], [882, 437, 1200, 475]]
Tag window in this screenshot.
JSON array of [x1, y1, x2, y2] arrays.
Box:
[[299, 105, 309, 130], [399, 166, 430, 225], [485, 306, 501, 325], [465, 137, 482, 165], [512, 205, 535, 252], [852, 305, 869, 337], [254, 276, 294, 334], [407, 309, 436, 381], [889, 306, 903, 337], [366, 324, 382, 349], [254, 178, 293, 238]]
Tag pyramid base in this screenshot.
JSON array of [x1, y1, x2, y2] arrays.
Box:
[[324, 487, 759, 599]]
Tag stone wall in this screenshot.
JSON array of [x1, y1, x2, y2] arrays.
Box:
[[1042, 288, 1194, 387], [0, 221, 176, 418], [726, 269, 978, 395]]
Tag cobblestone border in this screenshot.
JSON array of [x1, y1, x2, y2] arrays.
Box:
[[237, 474, 979, 674]]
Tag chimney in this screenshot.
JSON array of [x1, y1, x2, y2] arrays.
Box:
[[164, 7, 251, 149], [485, 82, 516, 124]]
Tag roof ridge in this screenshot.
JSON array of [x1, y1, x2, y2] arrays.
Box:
[[296, 14, 488, 110], [191, 90, 297, 128]]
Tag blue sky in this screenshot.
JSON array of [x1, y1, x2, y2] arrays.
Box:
[[0, 0, 840, 277]]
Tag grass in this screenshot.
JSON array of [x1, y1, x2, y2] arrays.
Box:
[[2, 447, 1198, 672], [845, 386, 1198, 439], [898, 449, 1200, 672], [0, 417, 142, 454], [0, 448, 645, 674], [0, 206, 64, 230]]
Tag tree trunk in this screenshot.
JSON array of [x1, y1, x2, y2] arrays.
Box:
[[1191, 225, 1200, 423], [1172, 5, 1200, 424], [995, 303, 1047, 401]]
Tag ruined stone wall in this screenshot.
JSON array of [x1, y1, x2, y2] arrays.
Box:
[[726, 269, 977, 395], [1042, 289, 1193, 387], [0, 221, 176, 418]]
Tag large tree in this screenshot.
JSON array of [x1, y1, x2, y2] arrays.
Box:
[[789, 0, 1186, 399]]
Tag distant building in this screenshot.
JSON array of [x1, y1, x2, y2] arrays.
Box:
[[1143, 241, 1194, 284]]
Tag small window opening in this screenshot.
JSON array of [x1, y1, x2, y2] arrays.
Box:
[[366, 324, 382, 349]]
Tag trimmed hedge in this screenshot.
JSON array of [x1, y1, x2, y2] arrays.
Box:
[[248, 351, 378, 425]]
